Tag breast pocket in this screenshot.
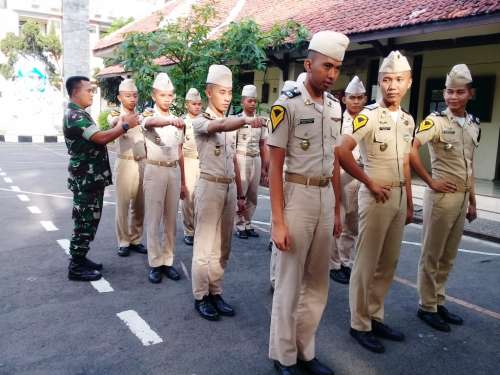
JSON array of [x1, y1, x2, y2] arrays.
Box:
[[439, 131, 460, 153], [293, 124, 313, 152], [239, 127, 251, 142], [370, 130, 392, 157]]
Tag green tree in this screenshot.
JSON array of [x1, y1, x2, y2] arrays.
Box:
[[0, 20, 62, 84], [102, 17, 134, 37], [111, 3, 308, 113]]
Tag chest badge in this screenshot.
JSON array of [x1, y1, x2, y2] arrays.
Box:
[[380, 143, 388, 152], [444, 143, 453, 151], [155, 136, 161, 145], [214, 145, 221, 156], [300, 139, 310, 151]]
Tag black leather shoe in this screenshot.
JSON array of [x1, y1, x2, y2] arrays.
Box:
[[162, 265, 181, 281], [371, 320, 405, 341], [417, 309, 451, 332], [297, 358, 334, 375], [350, 328, 385, 353], [270, 284, 275, 294], [148, 267, 162, 284], [209, 294, 235, 316], [273, 361, 300, 375], [268, 241, 273, 252], [68, 260, 102, 281], [341, 265, 351, 279], [81, 256, 103, 270], [129, 243, 147, 254], [330, 269, 349, 284], [117, 246, 130, 257], [236, 229, 248, 239], [438, 305, 463, 325], [194, 296, 219, 321], [183, 235, 194, 246], [246, 228, 260, 238]]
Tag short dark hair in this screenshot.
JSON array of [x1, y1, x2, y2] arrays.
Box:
[[65, 76, 90, 97]]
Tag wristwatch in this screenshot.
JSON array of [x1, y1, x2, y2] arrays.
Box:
[[122, 123, 130, 133], [238, 196, 246, 200]]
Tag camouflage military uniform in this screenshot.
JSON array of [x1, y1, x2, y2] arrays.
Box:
[[63, 102, 112, 258]]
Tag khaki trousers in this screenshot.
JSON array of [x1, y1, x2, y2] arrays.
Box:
[[349, 187, 407, 331], [192, 178, 236, 300], [418, 190, 468, 312], [181, 157, 200, 236], [143, 164, 180, 268], [269, 182, 333, 366], [330, 172, 360, 270], [235, 154, 261, 231], [114, 158, 145, 247]]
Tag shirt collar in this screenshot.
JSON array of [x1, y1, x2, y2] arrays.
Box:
[[445, 107, 468, 127], [68, 102, 82, 110], [206, 106, 224, 119]]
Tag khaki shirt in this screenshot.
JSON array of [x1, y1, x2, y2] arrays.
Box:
[[349, 102, 415, 185], [182, 114, 200, 159], [107, 106, 146, 160], [267, 81, 342, 177], [235, 113, 267, 156], [341, 111, 361, 164], [192, 106, 236, 178], [141, 105, 184, 162], [415, 108, 480, 189]]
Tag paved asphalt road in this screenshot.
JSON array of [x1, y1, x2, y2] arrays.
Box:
[[0, 143, 499, 375]]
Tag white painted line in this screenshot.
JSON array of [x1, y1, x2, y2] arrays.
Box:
[[57, 239, 70, 256], [254, 224, 270, 233], [11, 186, 21, 192], [27, 206, 42, 214], [258, 194, 270, 200], [116, 310, 163, 346], [40, 220, 58, 231], [180, 260, 190, 280], [0, 188, 115, 206], [90, 278, 114, 293], [4, 177, 13, 183], [0, 172, 6, 176], [17, 194, 30, 202], [253, 220, 271, 226], [402, 240, 500, 257]]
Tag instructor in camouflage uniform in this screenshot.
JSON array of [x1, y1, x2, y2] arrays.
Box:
[[63, 76, 139, 282]]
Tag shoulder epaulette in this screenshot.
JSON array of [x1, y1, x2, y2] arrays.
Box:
[[110, 110, 120, 117], [364, 103, 379, 111], [401, 108, 411, 115], [431, 111, 446, 117], [326, 92, 339, 102], [142, 107, 154, 117], [471, 115, 480, 125], [283, 88, 301, 99], [202, 112, 215, 120]]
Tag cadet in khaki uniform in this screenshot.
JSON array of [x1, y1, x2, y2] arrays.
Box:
[[181, 88, 203, 246], [268, 31, 348, 375], [191, 65, 265, 321], [337, 51, 415, 354], [107, 79, 148, 257], [234, 84, 269, 239], [141, 73, 186, 284], [269, 80, 297, 292], [329, 76, 366, 285], [411, 64, 479, 332]]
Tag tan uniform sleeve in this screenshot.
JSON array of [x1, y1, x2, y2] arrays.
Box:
[[193, 116, 210, 135], [415, 115, 439, 146], [267, 100, 291, 149], [348, 110, 373, 145]]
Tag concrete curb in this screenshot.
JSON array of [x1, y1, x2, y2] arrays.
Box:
[[0, 135, 65, 143]]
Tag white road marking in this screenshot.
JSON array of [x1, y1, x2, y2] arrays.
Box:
[[11, 186, 21, 192], [253, 220, 271, 226], [35, 145, 68, 158], [0, 172, 6, 176], [254, 224, 270, 233], [17, 194, 30, 202], [4, 177, 13, 183], [116, 310, 163, 346], [180, 260, 190, 280], [0, 188, 115, 205], [402, 240, 500, 257], [90, 278, 114, 293], [40, 220, 58, 231], [57, 239, 70, 256], [27, 206, 42, 214], [258, 194, 270, 200]]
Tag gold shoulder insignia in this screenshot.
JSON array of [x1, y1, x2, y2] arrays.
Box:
[[353, 114, 368, 133], [270, 105, 286, 132], [110, 110, 120, 117], [417, 118, 434, 133], [142, 108, 154, 117], [202, 112, 214, 120]]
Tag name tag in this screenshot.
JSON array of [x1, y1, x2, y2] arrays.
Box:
[[442, 129, 455, 134], [299, 118, 315, 125], [379, 126, 391, 130]]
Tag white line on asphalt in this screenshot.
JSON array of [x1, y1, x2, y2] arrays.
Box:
[[11, 186, 21, 192], [180, 260, 190, 280], [17, 194, 30, 202], [253, 220, 271, 226], [254, 224, 270, 233], [0, 172, 5, 176], [258, 194, 270, 200], [116, 310, 163, 346], [27, 206, 42, 214], [40, 221, 58, 231], [3, 177, 13, 183], [90, 278, 114, 293], [402, 240, 500, 257], [0, 188, 115, 205], [35, 145, 68, 158], [57, 239, 70, 256]]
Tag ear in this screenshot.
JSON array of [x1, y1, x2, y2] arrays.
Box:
[[304, 59, 312, 73], [361, 95, 368, 105], [407, 78, 413, 90], [341, 96, 347, 105]]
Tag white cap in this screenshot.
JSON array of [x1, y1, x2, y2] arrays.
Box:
[[445, 64, 472, 88], [118, 78, 137, 92], [185, 87, 201, 101], [345, 76, 366, 95], [297, 72, 307, 86], [281, 80, 297, 93], [206, 64, 232, 87], [308, 30, 350, 62], [241, 84, 257, 98], [379, 51, 412, 73], [152, 72, 174, 91]]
